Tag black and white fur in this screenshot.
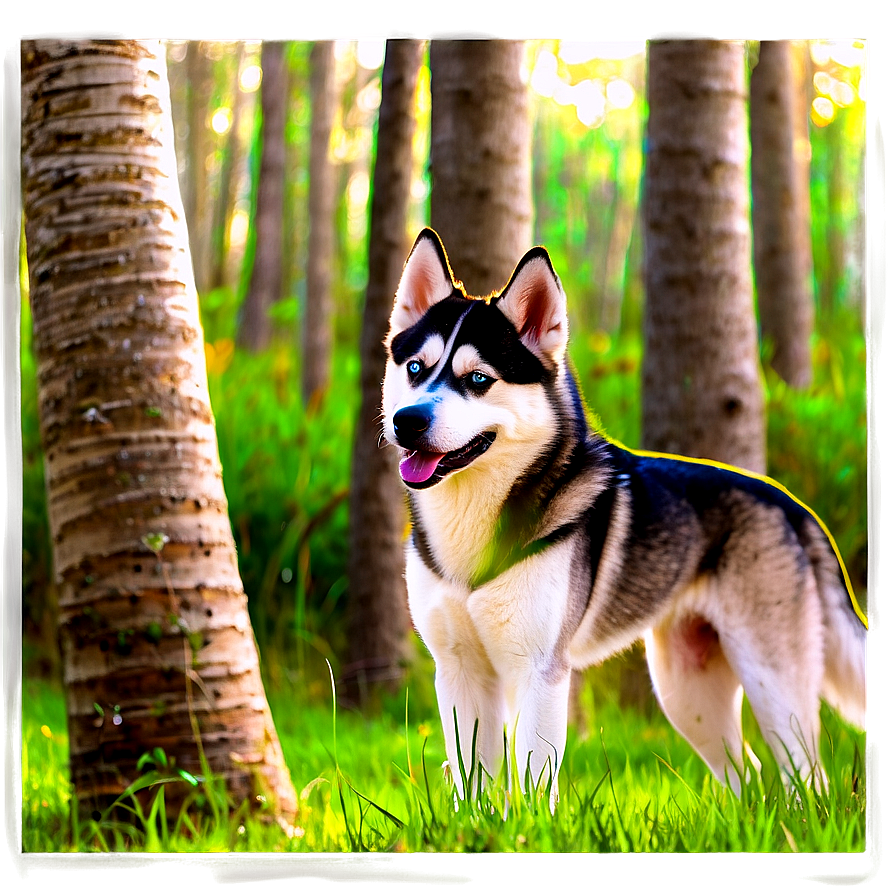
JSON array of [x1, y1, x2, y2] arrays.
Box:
[[382, 228, 866, 807]]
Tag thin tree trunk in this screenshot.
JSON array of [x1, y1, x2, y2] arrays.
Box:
[[791, 41, 814, 304], [826, 114, 847, 311], [343, 40, 423, 708], [184, 41, 215, 296], [750, 39, 814, 387], [238, 40, 288, 352], [532, 103, 549, 248], [166, 42, 190, 199], [21, 39, 297, 820], [282, 43, 309, 307], [430, 39, 533, 295], [642, 39, 766, 474], [302, 40, 338, 408], [210, 42, 252, 292]]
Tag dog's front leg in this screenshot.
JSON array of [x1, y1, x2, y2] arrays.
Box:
[[507, 665, 571, 811], [406, 548, 505, 801], [433, 652, 505, 800], [470, 546, 577, 811]]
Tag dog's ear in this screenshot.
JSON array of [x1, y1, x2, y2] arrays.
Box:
[[496, 247, 568, 364], [389, 228, 457, 333]]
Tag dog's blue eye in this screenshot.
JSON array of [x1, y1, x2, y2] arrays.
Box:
[[470, 371, 491, 386], [407, 360, 422, 376]]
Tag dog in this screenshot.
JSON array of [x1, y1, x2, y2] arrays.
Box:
[[381, 227, 866, 807]]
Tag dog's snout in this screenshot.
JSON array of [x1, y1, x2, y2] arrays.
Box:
[[393, 404, 432, 444]]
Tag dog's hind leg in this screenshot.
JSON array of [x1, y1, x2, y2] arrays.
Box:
[[719, 624, 826, 789], [645, 617, 760, 794], [713, 561, 828, 790], [703, 505, 835, 789]]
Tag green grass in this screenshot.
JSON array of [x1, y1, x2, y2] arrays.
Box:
[[21, 666, 866, 854], [19, 269, 868, 857]]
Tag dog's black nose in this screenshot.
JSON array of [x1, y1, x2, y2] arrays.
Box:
[[393, 404, 432, 444]]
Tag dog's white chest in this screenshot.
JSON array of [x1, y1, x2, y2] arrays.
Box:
[[405, 536, 576, 679]]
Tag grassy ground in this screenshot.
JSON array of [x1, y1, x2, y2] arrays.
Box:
[[21, 662, 866, 855], [18, 295, 868, 858]]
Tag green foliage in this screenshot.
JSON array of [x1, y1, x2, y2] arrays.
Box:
[[207, 340, 359, 679], [20, 286, 58, 679], [569, 328, 642, 447], [808, 59, 866, 312], [763, 308, 868, 595], [533, 85, 644, 338]]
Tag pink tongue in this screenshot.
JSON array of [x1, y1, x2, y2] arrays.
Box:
[[400, 450, 445, 484]]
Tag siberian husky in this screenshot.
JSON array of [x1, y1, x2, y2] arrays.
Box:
[[381, 227, 866, 807]]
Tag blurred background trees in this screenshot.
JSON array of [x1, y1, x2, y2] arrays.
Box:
[[750, 40, 815, 388], [642, 39, 766, 474], [344, 39, 424, 707], [238, 40, 289, 352], [302, 40, 338, 407], [21, 38, 868, 724], [429, 40, 533, 293]]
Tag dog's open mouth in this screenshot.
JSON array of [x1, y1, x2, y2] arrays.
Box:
[[399, 432, 496, 488]]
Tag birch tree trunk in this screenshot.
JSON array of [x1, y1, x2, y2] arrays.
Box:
[[642, 39, 766, 474], [750, 39, 814, 387], [302, 40, 338, 408], [21, 39, 297, 820], [430, 40, 533, 295], [343, 39, 423, 707]]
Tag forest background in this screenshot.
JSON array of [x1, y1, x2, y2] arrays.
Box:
[[5, 27, 891, 871], [18, 37, 869, 695]]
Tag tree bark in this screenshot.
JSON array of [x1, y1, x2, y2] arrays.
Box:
[[343, 40, 423, 708], [750, 40, 814, 388], [302, 40, 338, 408], [21, 39, 297, 820], [642, 39, 766, 474], [238, 40, 288, 352], [430, 40, 533, 295]]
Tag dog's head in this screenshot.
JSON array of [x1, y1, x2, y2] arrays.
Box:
[[382, 228, 570, 490]]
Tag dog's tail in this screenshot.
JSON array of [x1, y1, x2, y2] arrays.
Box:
[[802, 520, 866, 729]]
